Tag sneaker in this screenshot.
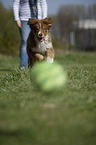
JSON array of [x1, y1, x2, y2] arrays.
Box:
[[20, 66, 25, 70]]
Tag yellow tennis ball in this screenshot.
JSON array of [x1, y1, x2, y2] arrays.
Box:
[[30, 61, 67, 93]]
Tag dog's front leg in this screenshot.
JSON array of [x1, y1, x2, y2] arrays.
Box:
[[45, 48, 54, 63], [28, 53, 44, 67], [35, 54, 44, 61], [28, 56, 36, 67]]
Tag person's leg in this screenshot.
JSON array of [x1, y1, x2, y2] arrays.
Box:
[[19, 21, 30, 69]]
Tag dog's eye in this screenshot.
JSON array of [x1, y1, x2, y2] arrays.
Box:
[[33, 26, 39, 31], [43, 28, 47, 31], [36, 27, 39, 31]]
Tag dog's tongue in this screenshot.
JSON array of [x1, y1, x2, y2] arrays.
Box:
[[40, 38, 44, 42], [39, 37, 44, 42]]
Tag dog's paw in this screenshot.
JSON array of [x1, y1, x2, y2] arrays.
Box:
[[35, 54, 44, 61], [47, 57, 54, 63]]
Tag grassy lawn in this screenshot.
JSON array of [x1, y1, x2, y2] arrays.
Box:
[[0, 53, 96, 145]]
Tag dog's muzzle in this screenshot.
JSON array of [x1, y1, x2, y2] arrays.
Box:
[[38, 32, 44, 42]]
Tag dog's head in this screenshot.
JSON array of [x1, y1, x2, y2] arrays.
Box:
[[27, 17, 53, 42]]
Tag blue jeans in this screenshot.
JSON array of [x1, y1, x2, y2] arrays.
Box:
[[19, 21, 30, 68]]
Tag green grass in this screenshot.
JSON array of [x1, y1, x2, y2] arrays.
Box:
[[0, 53, 96, 145]]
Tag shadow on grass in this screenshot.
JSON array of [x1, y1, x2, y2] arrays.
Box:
[[0, 69, 13, 72], [0, 129, 36, 145], [0, 129, 23, 137]]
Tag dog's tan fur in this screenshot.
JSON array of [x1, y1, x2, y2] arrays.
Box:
[[27, 17, 54, 67]]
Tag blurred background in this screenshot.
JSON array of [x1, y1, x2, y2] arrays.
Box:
[[0, 0, 96, 55], [0, 2, 96, 145]]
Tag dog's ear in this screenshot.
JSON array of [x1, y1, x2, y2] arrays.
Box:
[[27, 18, 37, 25], [43, 17, 53, 27]]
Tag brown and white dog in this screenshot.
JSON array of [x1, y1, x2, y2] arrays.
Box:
[[27, 17, 54, 67]]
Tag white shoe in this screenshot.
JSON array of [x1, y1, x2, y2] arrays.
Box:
[[20, 66, 25, 70]]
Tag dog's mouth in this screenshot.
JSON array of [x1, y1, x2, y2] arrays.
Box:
[[38, 36, 44, 42]]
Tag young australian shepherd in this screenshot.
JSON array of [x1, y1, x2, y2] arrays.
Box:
[[27, 17, 54, 67]]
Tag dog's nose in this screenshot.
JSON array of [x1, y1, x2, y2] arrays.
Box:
[[38, 33, 43, 37]]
